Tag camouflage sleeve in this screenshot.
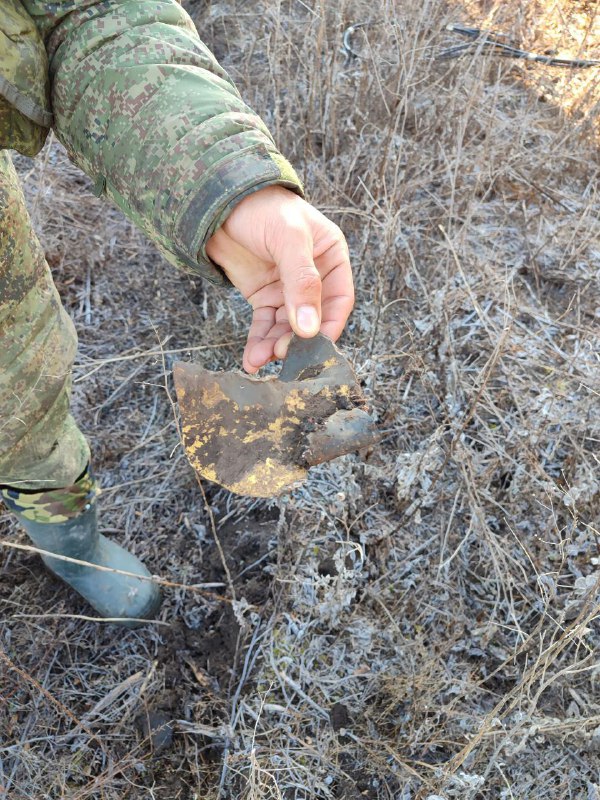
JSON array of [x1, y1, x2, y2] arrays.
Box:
[[22, 0, 303, 285]]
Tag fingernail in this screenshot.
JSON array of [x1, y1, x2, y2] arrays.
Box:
[[296, 305, 320, 335]]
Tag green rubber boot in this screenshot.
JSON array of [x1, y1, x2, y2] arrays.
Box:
[[1, 468, 161, 626]]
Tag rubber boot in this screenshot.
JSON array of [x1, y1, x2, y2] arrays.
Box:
[[1, 468, 161, 626]]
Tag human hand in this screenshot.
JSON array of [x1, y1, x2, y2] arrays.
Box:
[[205, 186, 354, 374]]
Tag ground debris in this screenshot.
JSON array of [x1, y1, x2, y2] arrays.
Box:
[[2, 0, 599, 797]]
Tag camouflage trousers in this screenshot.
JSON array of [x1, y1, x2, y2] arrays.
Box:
[[0, 150, 89, 490]]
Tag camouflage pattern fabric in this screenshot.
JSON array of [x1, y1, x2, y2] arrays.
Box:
[[0, 150, 90, 490], [21, 0, 304, 284], [0, 0, 52, 156], [1, 464, 98, 524]]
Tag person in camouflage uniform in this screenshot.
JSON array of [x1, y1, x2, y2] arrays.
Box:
[[0, 0, 354, 625]]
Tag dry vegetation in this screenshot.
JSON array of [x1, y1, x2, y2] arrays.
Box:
[[1, 0, 600, 797]]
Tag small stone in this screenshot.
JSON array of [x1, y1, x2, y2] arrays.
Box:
[[135, 710, 174, 754], [330, 702, 350, 732]]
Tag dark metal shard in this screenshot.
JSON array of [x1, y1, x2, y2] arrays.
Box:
[[173, 334, 380, 498]]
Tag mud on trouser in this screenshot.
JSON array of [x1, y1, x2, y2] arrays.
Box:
[[0, 150, 89, 490]]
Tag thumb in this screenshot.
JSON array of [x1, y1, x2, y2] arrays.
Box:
[[278, 242, 322, 338]]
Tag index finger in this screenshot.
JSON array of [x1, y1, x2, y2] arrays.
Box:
[[316, 254, 355, 342]]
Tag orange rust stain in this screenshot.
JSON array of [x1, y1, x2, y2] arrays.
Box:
[[201, 382, 231, 409], [285, 390, 307, 411], [229, 458, 306, 497]]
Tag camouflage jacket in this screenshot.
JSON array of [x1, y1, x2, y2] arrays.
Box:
[[15, 1, 303, 284], [0, 1, 53, 157]]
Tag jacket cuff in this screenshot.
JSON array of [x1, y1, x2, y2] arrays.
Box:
[[173, 146, 303, 283]]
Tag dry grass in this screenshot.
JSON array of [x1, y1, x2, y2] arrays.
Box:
[[1, 0, 599, 797]]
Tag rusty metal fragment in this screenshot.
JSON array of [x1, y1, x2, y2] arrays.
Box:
[[173, 334, 380, 498]]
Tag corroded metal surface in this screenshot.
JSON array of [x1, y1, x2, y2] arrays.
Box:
[[174, 334, 380, 497]]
